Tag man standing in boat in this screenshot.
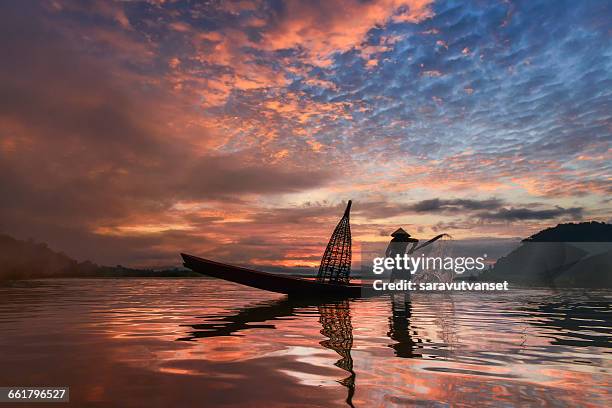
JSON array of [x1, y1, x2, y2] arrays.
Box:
[[386, 228, 418, 282], [383, 229, 450, 283]]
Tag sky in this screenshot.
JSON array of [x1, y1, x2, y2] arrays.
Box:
[[0, 0, 610, 268]]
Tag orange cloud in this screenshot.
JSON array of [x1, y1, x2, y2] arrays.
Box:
[[155, 1, 433, 109], [260, 0, 433, 66]]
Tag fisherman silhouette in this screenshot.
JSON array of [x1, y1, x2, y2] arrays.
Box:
[[385, 228, 418, 282]]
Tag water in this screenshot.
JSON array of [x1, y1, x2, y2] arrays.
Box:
[[0, 279, 610, 407]]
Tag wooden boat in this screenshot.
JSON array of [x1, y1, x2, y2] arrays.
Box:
[[181, 253, 363, 297]]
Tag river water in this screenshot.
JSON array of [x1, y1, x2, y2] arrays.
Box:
[[0, 279, 610, 407]]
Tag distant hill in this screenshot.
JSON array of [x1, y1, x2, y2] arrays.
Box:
[[523, 221, 612, 242], [481, 222, 612, 288], [0, 234, 198, 281]]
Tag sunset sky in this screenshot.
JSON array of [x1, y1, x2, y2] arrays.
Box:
[[1, 0, 610, 268]]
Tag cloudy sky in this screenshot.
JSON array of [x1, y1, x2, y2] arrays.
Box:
[[1, 0, 610, 268]]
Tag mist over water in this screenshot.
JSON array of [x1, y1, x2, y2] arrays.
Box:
[[0, 279, 610, 407]]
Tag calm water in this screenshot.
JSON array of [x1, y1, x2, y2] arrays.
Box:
[[0, 279, 610, 407]]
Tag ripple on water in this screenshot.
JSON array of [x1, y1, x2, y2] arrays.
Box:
[[0, 279, 610, 407]]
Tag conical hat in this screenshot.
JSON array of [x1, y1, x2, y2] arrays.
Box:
[[391, 227, 411, 237]]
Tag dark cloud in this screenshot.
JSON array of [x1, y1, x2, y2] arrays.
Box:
[[409, 198, 504, 213], [355, 197, 505, 218], [478, 206, 584, 221], [357, 197, 585, 224], [179, 157, 332, 198]]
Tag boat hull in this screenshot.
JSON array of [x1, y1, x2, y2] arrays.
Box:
[[181, 253, 363, 297]]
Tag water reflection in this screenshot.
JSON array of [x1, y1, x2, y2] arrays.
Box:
[[176, 297, 307, 340], [1, 280, 610, 407], [174, 290, 612, 407], [318, 301, 355, 407], [522, 297, 612, 349], [178, 296, 359, 406], [388, 293, 421, 358]]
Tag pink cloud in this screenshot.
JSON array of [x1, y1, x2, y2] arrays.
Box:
[[259, 0, 433, 66]]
